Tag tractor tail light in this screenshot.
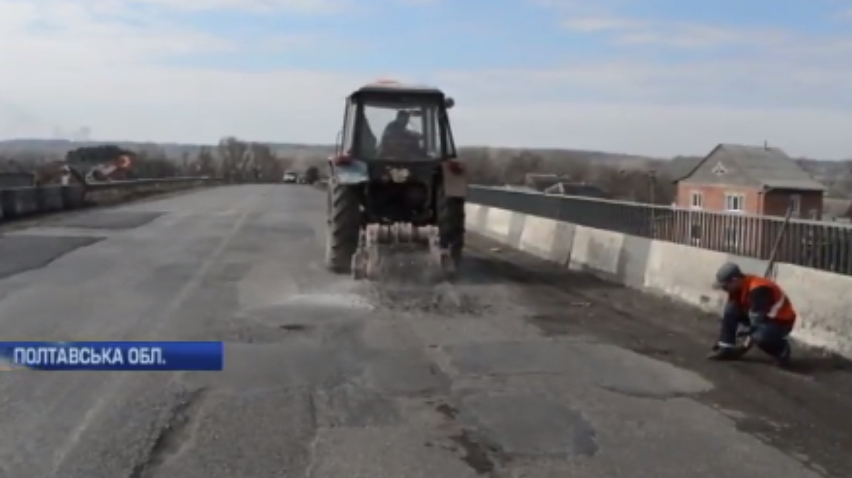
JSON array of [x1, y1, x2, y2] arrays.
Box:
[[446, 160, 464, 174], [333, 154, 352, 165]]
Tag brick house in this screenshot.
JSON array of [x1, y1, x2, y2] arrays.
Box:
[[675, 143, 826, 219], [666, 144, 826, 254]]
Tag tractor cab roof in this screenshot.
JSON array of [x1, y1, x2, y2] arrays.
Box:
[[352, 80, 445, 97]]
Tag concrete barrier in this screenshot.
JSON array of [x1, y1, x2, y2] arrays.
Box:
[[466, 203, 852, 359], [61, 185, 86, 209], [36, 186, 64, 212], [0, 178, 219, 225], [1, 188, 38, 218], [774, 264, 852, 357]]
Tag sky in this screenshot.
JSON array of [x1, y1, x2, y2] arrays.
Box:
[[1, 0, 852, 158]]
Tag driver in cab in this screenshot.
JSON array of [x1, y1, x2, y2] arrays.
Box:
[[381, 110, 422, 156]]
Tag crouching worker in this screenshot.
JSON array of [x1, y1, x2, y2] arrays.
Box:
[[707, 262, 795, 366]]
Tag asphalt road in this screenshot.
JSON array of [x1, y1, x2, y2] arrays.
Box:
[[0, 184, 850, 478]]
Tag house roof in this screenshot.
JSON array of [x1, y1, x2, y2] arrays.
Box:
[[663, 156, 703, 182], [680, 143, 826, 191]]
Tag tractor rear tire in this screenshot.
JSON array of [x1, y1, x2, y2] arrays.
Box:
[[438, 190, 465, 264], [325, 182, 361, 273]]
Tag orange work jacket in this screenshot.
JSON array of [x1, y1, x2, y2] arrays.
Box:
[[736, 275, 796, 323]]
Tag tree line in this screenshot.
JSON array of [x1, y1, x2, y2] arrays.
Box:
[[0, 137, 680, 203]]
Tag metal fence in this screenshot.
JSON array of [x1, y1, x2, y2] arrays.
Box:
[[469, 186, 852, 276]]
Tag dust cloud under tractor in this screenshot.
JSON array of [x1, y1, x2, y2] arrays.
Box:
[[322, 80, 466, 284]]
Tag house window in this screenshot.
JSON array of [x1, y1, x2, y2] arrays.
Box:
[[725, 193, 744, 212], [690, 191, 703, 209], [789, 194, 801, 217]]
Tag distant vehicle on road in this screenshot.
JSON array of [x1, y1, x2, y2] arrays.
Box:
[[283, 171, 298, 183]]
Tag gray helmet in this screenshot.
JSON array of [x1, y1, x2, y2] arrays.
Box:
[[713, 262, 743, 289]]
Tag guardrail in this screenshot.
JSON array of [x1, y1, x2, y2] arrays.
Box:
[[0, 177, 220, 223], [468, 185, 852, 277]]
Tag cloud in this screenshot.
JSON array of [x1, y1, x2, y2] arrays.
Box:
[[559, 12, 824, 53], [503, 0, 852, 157], [0, 0, 359, 140], [391, 0, 440, 5], [1, 0, 851, 159], [562, 16, 643, 33], [434, 56, 852, 157]]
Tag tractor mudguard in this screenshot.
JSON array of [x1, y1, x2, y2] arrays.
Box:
[[441, 162, 467, 197], [334, 160, 369, 185]]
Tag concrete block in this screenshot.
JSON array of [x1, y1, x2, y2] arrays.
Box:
[[0, 188, 38, 218], [481, 207, 513, 242], [1, 189, 13, 219], [473, 204, 489, 231], [465, 203, 481, 219], [36, 186, 64, 212], [643, 242, 768, 314], [518, 216, 559, 260], [507, 212, 527, 249], [775, 264, 852, 357], [567, 226, 625, 279], [614, 234, 654, 289], [550, 222, 576, 266], [61, 185, 86, 209]]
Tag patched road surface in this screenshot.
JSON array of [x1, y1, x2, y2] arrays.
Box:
[[0, 184, 850, 478]]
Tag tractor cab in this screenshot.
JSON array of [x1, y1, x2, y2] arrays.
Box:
[[336, 80, 457, 162], [324, 80, 467, 282]]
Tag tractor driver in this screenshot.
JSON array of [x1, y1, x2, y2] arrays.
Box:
[[381, 110, 422, 156]]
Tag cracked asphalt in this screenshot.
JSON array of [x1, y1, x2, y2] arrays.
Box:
[[0, 184, 851, 478]]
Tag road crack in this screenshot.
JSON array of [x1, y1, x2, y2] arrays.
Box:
[[128, 386, 210, 478], [303, 392, 321, 478]]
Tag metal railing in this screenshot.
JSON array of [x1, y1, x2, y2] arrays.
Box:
[[469, 186, 852, 276]]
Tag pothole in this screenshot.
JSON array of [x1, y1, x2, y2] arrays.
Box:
[[222, 292, 377, 343], [239, 292, 375, 326]]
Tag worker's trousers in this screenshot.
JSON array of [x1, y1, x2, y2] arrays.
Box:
[[718, 301, 792, 357]]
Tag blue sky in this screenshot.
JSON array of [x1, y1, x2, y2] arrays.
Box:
[[1, 0, 852, 157], [164, 0, 848, 72]]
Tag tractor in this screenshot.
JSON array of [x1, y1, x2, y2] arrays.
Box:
[[324, 80, 467, 282]]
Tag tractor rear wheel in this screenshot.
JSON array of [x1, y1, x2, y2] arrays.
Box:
[[438, 187, 465, 264], [325, 182, 361, 273]]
